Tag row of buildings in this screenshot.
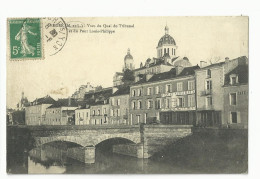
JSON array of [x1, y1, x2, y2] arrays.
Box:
[[23, 26, 248, 128]]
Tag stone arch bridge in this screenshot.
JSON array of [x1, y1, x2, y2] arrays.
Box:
[[11, 125, 192, 163]]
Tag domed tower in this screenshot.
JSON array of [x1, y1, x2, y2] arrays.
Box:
[[124, 48, 134, 71], [157, 25, 177, 60]]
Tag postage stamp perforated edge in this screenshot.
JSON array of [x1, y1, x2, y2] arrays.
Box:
[[6, 17, 45, 61]]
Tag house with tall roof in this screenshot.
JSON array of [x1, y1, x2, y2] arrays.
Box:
[[129, 65, 199, 125], [223, 64, 248, 128], [25, 95, 56, 125], [84, 87, 114, 125], [109, 85, 130, 125], [195, 56, 248, 127], [44, 98, 78, 125], [75, 104, 91, 125]]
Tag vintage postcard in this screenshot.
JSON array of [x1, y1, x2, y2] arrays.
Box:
[[6, 17, 248, 174]]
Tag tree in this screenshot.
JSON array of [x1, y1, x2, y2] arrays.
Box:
[[122, 69, 135, 85]]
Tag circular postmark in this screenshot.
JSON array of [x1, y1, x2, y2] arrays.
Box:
[[42, 17, 68, 56]]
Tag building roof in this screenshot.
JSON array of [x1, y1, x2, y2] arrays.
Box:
[[197, 56, 248, 70], [84, 87, 113, 105], [48, 98, 78, 108], [111, 85, 130, 97], [224, 65, 248, 85], [133, 65, 200, 86], [31, 96, 56, 105], [133, 57, 173, 72]]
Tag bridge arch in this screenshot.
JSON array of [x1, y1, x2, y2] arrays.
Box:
[[34, 136, 87, 148], [95, 137, 137, 147], [92, 133, 140, 146]]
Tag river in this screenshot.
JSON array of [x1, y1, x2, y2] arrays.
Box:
[[7, 128, 248, 174]]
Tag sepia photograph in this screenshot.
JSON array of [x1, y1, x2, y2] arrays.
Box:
[[6, 16, 248, 174]]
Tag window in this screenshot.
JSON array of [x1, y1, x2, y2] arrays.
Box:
[[166, 98, 171, 108], [177, 97, 185, 107], [188, 81, 195, 90], [117, 99, 120, 106], [231, 77, 236, 85], [137, 115, 140, 124], [138, 89, 142, 96], [188, 95, 195, 107], [230, 93, 237, 105], [138, 100, 142, 109], [132, 90, 136, 97], [230, 75, 238, 85], [177, 82, 183, 92], [110, 109, 114, 116], [103, 108, 107, 114], [86, 112, 88, 117], [144, 113, 147, 124], [166, 84, 171, 93], [206, 80, 212, 90], [132, 101, 136, 109], [117, 109, 120, 116], [206, 96, 212, 107], [207, 69, 211, 78], [148, 99, 153, 109], [231, 112, 237, 123], [147, 87, 152, 95], [98, 109, 101, 115], [156, 98, 161, 109], [93, 110, 95, 116], [155, 86, 159, 94], [111, 98, 115, 105]]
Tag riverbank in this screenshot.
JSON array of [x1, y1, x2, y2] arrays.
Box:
[[150, 127, 248, 174]]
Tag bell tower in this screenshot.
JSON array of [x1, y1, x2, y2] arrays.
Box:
[[124, 48, 134, 71]]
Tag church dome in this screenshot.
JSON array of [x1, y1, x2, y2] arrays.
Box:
[[174, 57, 192, 67], [157, 26, 176, 47], [124, 48, 133, 61]]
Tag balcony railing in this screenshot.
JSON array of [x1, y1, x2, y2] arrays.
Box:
[[200, 89, 212, 96], [199, 105, 214, 110]]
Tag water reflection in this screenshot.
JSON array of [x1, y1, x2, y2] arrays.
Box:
[[7, 132, 248, 174], [26, 142, 152, 174]]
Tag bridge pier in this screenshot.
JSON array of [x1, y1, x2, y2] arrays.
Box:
[[67, 146, 95, 164]]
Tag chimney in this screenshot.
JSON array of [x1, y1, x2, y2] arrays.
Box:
[[68, 97, 71, 106], [176, 66, 184, 75], [200, 61, 207, 68], [112, 87, 118, 94], [146, 74, 153, 81], [225, 57, 230, 63]]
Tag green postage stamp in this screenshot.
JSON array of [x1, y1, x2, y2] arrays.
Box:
[[8, 18, 43, 60]]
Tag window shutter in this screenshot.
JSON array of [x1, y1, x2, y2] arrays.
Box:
[[172, 98, 177, 107]]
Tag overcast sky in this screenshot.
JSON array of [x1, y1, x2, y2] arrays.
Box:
[[7, 16, 248, 108]]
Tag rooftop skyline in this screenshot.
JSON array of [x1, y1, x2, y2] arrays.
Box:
[[7, 17, 248, 108]]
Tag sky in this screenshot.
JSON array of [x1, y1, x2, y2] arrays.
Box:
[[7, 16, 248, 108]]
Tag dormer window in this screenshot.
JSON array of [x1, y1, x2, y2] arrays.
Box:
[[207, 69, 211, 78], [230, 74, 238, 85]]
